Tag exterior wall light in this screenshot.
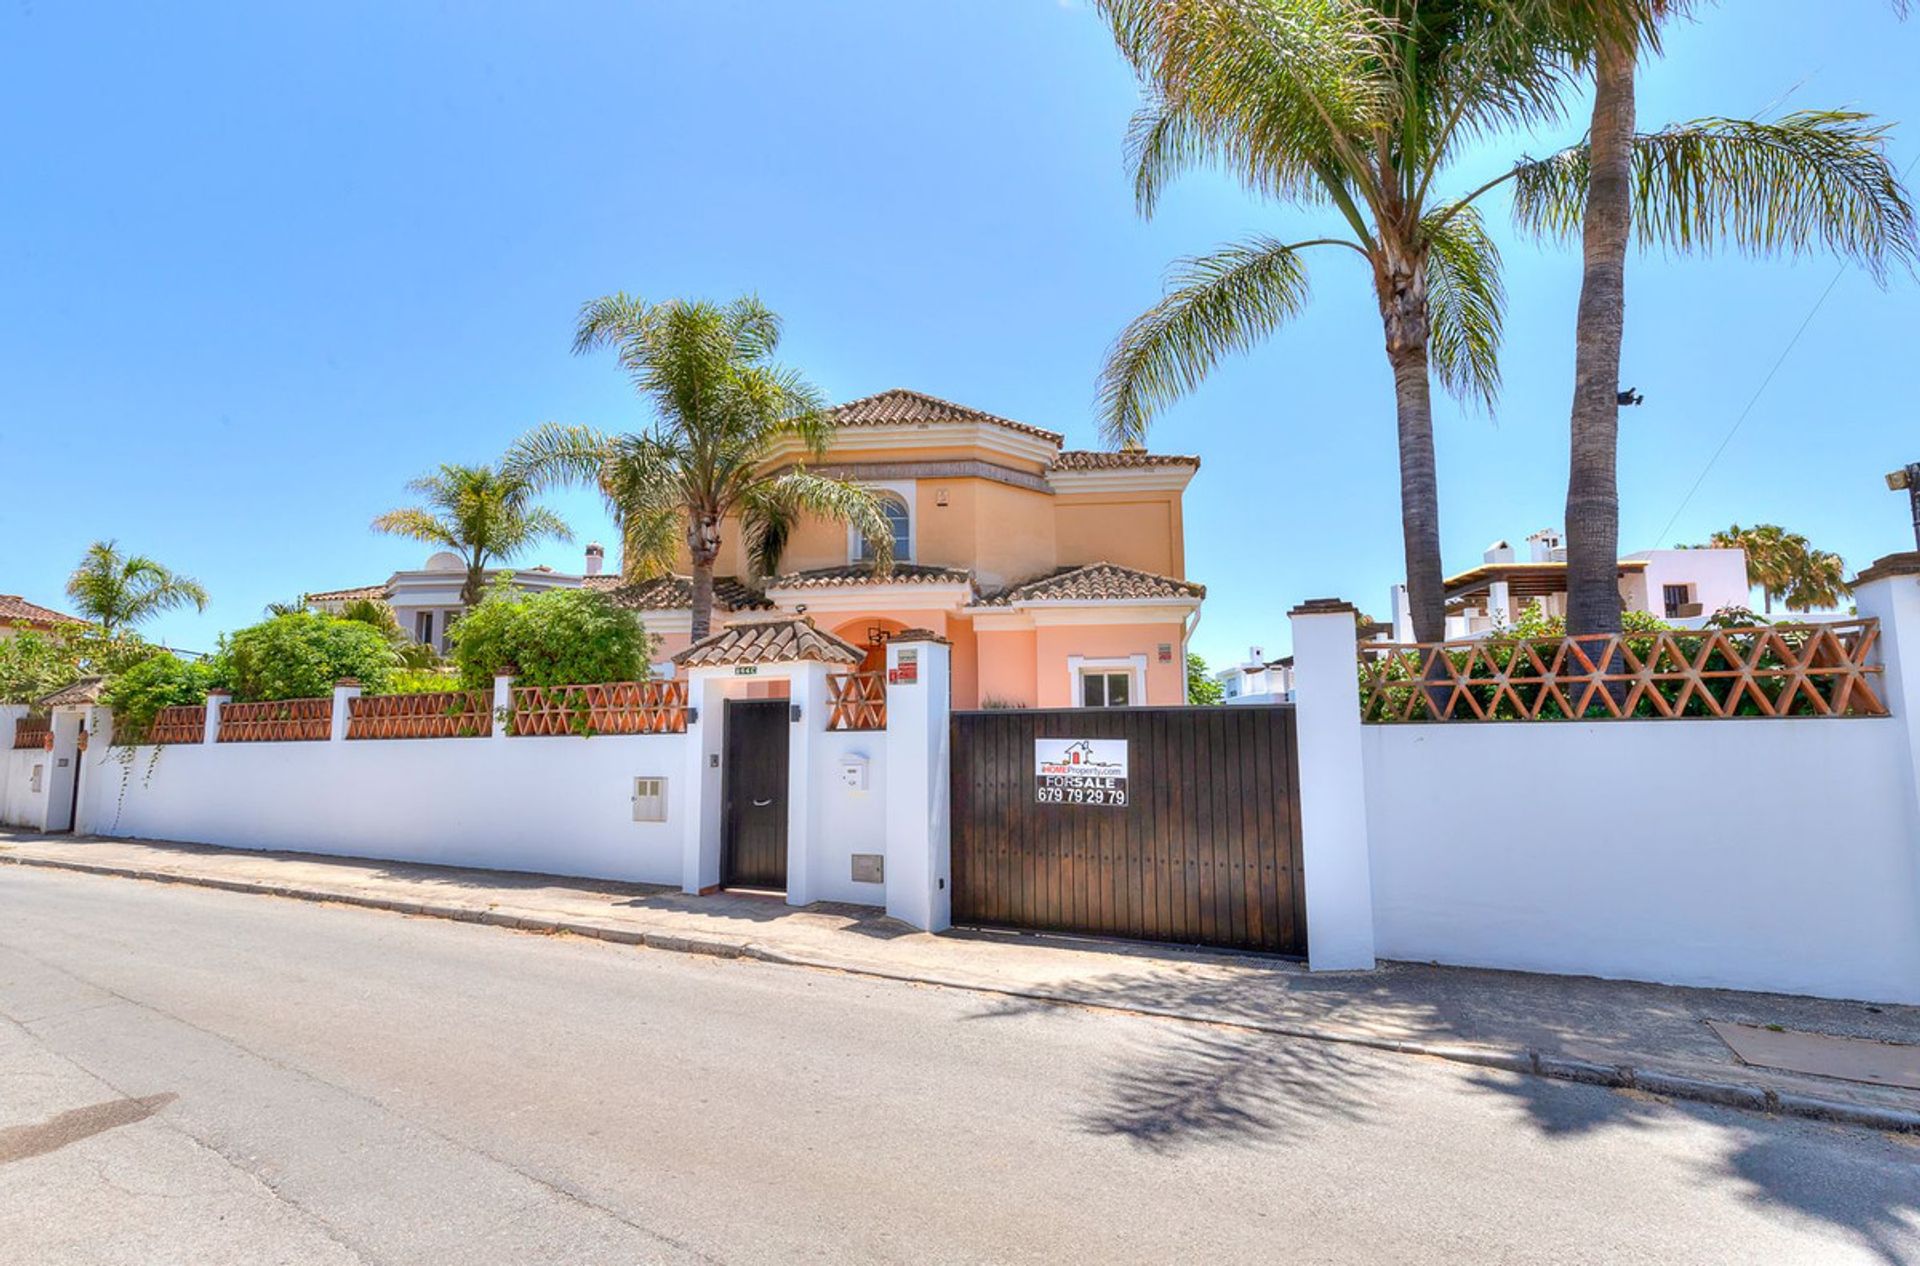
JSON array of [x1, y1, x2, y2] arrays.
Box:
[[1889, 463, 1920, 551]]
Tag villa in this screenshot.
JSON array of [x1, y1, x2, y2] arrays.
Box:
[[309, 389, 1205, 709]]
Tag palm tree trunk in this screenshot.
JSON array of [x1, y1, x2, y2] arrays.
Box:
[[1378, 247, 1446, 645], [689, 557, 717, 643], [1564, 36, 1636, 638], [462, 563, 485, 609], [687, 511, 723, 643]]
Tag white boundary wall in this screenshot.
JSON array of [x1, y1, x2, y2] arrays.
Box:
[[1289, 561, 1920, 1004], [81, 729, 696, 885], [52, 648, 949, 925], [1360, 718, 1919, 1001]]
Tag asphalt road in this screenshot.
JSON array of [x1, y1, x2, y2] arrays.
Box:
[[2, 866, 1916, 1265]]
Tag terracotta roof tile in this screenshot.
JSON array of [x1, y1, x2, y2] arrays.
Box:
[[38, 675, 107, 707], [978, 562, 1205, 607], [673, 614, 866, 668], [1051, 450, 1200, 470], [826, 388, 1064, 444], [0, 595, 84, 626], [766, 563, 974, 590], [304, 583, 391, 604], [588, 573, 771, 612]]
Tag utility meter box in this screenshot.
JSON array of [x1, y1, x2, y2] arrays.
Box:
[[837, 755, 870, 791]]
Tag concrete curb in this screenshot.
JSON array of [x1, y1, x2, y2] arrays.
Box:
[[8, 851, 1918, 1136]]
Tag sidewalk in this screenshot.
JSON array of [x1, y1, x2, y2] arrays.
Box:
[[5, 829, 1917, 1132]]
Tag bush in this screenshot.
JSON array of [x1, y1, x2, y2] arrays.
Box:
[[220, 612, 399, 700], [449, 580, 652, 689], [0, 625, 161, 705], [101, 654, 223, 741], [372, 667, 467, 695]]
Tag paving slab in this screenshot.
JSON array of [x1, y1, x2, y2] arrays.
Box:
[[4, 829, 1918, 1132]]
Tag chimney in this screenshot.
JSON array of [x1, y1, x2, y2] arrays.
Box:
[[1483, 539, 1514, 565], [584, 543, 605, 577]]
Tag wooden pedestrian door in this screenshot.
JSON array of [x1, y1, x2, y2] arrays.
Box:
[[723, 699, 789, 890], [949, 707, 1306, 957]]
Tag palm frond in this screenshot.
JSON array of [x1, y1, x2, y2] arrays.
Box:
[[1421, 204, 1505, 412], [1097, 235, 1318, 445], [618, 508, 682, 582], [370, 508, 461, 549], [741, 471, 894, 577], [504, 423, 615, 493], [1512, 110, 1918, 281], [1098, 0, 1394, 216]]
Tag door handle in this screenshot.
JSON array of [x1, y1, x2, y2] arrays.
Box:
[[752, 797, 773, 807]]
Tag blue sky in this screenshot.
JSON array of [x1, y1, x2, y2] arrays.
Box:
[[3, 1, 1916, 666]]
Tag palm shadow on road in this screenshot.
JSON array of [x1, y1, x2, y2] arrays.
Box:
[[969, 972, 1920, 1263], [1475, 1072, 1920, 1266], [1076, 1027, 1376, 1154]]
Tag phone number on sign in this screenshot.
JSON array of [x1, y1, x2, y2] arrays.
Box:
[[1036, 781, 1128, 807]]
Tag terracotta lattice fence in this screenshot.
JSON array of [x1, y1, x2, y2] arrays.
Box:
[[146, 705, 208, 745], [347, 691, 493, 740], [827, 672, 887, 730], [1360, 621, 1889, 722], [215, 697, 333, 742], [509, 680, 687, 736], [11, 716, 51, 750]]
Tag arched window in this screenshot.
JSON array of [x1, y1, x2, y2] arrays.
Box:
[[854, 495, 911, 563]]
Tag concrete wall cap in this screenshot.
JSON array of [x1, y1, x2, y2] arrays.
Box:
[[1854, 551, 1920, 586], [334, 677, 362, 687], [1288, 598, 1360, 618]]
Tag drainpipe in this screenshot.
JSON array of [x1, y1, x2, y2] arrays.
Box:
[[1181, 605, 1203, 704]]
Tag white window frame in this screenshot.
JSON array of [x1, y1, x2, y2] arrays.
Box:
[[1066, 654, 1149, 709], [847, 479, 915, 565]]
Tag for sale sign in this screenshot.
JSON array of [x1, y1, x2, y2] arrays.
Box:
[[1034, 737, 1129, 807]]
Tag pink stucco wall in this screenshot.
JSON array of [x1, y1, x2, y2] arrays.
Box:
[[1033, 623, 1187, 708]]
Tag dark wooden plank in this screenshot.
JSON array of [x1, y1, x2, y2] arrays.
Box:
[[1237, 707, 1266, 950]]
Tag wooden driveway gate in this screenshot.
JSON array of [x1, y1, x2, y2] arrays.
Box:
[[949, 706, 1306, 957]]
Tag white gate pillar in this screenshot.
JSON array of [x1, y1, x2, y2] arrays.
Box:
[[884, 632, 952, 932], [1854, 553, 1920, 843], [784, 660, 830, 908], [1288, 599, 1377, 971]]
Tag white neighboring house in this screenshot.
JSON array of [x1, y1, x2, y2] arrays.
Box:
[[1214, 646, 1295, 705], [1389, 528, 1753, 641], [308, 546, 611, 656]]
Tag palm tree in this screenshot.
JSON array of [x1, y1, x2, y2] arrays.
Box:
[[1093, 0, 1602, 643], [1707, 524, 1792, 615], [507, 294, 895, 643], [371, 463, 572, 608], [1545, 1, 1913, 636], [65, 540, 209, 635], [1784, 546, 1851, 614], [1703, 523, 1852, 615]]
